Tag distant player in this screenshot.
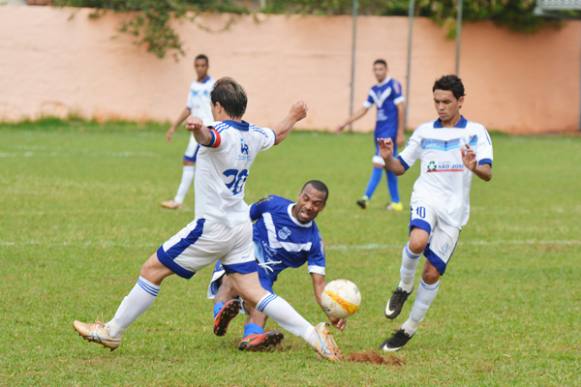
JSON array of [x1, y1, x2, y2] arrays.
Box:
[[378, 75, 493, 351], [161, 54, 215, 209], [73, 78, 341, 361], [208, 181, 346, 351], [336, 59, 405, 211]]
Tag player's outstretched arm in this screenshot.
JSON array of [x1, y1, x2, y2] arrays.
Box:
[[335, 106, 369, 133], [311, 274, 346, 331], [461, 145, 492, 181], [378, 138, 406, 176], [166, 107, 191, 142], [272, 101, 308, 145], [185, 115, 213, 145]]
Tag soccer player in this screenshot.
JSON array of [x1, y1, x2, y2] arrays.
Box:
[[208, 181, 347, 351], [161, 54, 215, 210], [378, 75, 493, 351], [73, 78, 341, 361], [336, 59, 406, 211]]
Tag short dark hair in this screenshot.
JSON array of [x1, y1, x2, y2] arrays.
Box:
[[373, 59, 388, 68], [433, 75, 465, 99], [211, 77, 247, 118], [195, 54, 209, 64], [302, 180, 329, 202]]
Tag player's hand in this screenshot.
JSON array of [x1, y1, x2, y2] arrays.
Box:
[[185, 116, 203, 132], [165, 126, 176, 142], [328, 316, 347, 331], [289, 101, 308, 122], [335, 124, 345, 133], [396, 132, 405, 147], [461, 144, 477, 171], [377, 137, 394, 161]]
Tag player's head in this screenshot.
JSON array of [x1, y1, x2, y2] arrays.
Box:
[[294, 180, 329, 223], [194, 54, 209, 79], [432, 75, 465, 122], [373, 59, 388, 82], [210, 77, 247, 120]]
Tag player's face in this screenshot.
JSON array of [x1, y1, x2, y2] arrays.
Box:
[[373, 64, 387, 82], [294, 186, 327, 223], [194, 59, 209, 79], [433, 89, 463, 122]]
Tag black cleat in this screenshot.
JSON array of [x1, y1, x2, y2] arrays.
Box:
[[238, 330, 284, 352], [213, 299, 241, 336], [385, 287, 412, 320], [379, 329, 413, 352], [356, 198, 368, 209]]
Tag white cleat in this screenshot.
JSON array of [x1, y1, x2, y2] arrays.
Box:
[[73, 320, 121, 351], [312, 322, 342, 361]]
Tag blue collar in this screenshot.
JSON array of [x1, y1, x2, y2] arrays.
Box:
[[434, 115, 467, 129], [223, 120, 250, 131], [199, 75, 211, 84]]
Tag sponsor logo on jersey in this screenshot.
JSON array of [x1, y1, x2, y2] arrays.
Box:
[[277, 226, 292, 240], [427, 160, 464, 173]]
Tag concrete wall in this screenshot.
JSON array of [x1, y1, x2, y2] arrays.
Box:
[[0, 6, 580, 133]]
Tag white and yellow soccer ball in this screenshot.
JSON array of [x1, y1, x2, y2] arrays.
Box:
[[321, 279, 362, 319]]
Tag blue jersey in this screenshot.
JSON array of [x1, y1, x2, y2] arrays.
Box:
[[250, 195, 326, 283], [363, 77, 405, 138]]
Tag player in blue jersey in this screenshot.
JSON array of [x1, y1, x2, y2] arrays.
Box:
[[377, 75, 493, 351], [336, 59, 406, 212], [208, 180, 346, 351]]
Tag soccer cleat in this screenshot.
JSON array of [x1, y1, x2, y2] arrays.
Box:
[[379, 329, 413, 352], [238, 330, 284, 352], [385, 287, 412, 320], [73, 320, 121, 351], [386, 202, 404, 212], [312, 322, 342, 361], [356, 197, 368, 209], [213, 299, 241, 336], [160, 200, 182, 209]]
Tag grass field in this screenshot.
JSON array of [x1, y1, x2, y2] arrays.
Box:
[[0, 120, 580, 386]]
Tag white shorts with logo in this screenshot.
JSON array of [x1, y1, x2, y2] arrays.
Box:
[[156, 218, 257, 279], [409, 199, 460, 275], [183, 135, 200, 163]]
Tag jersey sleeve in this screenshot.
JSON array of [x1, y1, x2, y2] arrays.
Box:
[[363, 89, 374, 108], [307, 233, 326, 276], [476, 126, 493, 166], [392, 80, 405, 105], [252, 127, 276, 151], [249, 196, 273, 221], [397, 127, 422, 170]]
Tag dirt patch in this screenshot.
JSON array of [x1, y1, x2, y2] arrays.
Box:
[[346, 351, 405, 366]]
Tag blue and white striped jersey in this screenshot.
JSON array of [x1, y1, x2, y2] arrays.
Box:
[[363, 77, 405, 138]]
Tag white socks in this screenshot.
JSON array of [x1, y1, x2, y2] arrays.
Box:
[[106, 276, 160, 338], [173, 165, 195, 204], [398, 243, 421, 293], [402, 280, 440, 335], [256, 293, 318, 347]]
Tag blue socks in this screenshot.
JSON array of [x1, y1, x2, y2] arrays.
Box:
[[243, 323, 265, 337], [213, 301, 224, 318], [364, 167, 383, 199], [386, 170, 400, 203]]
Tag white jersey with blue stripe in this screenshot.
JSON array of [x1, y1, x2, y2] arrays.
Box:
[[398, 116, 493, 228], [186, 75, 215, 126], [194, 120, 276, 227], [250, 195, 326, 281]]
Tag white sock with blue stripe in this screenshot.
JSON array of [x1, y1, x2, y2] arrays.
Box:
[[106, 276, 160, 338], [256, 293, 318, 347], [398, 243, 421, 293], [402, 279, 440, 335], [174, 165, 195, 204]]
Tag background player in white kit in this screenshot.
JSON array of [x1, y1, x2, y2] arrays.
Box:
[[73, 78, 341, 361], [161, 54, 215, 209], [377, 75, 493, 351]]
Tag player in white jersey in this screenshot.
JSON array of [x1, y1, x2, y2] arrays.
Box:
[[161, 54, 215, 210], [377, 75, 493, 351], [73, 78, 341, 361]]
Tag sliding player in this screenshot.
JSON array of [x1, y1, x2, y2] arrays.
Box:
[[161, 54, 215, 209], [208, 181, 346, 351], [73, 77, 341, 361], [378, 75, 493, 351]]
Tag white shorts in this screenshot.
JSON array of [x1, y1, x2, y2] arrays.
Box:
[[183, 135, 199, 163], [409, 199, 460, 275], [156, 218, 257, 279]]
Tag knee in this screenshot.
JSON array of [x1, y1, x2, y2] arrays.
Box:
[[422, 263, 440, 284], [139, 254, 168, 285], [408, 239, 427, 255]]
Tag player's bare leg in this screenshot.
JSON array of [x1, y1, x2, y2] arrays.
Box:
[[161, 160, 195, 209], [73, 254, 173, 350], [229, 272, 341, 360]]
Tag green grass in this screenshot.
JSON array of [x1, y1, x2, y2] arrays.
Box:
[[0, 122, 580, 386]]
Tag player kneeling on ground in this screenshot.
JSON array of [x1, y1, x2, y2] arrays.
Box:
[[208, 181, 347, 351], [72, 77, 341, 361], [378, 75, 493, 351]]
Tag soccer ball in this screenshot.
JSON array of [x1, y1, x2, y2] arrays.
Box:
[[321, 279, 361, 319]]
